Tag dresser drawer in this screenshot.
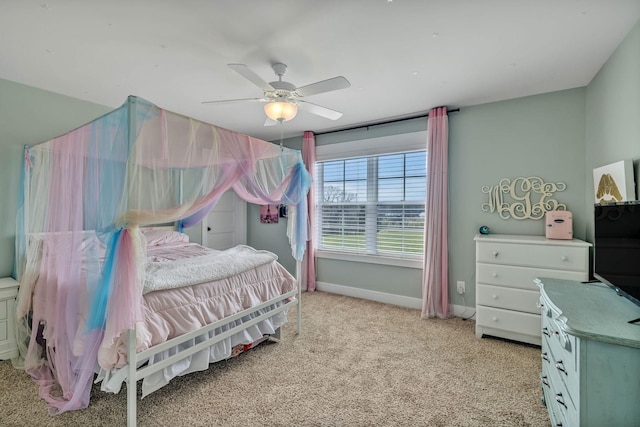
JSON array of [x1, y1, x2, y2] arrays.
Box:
[[542, 311, 577, 378], [476, 242, 587, 272], [477, 284, 540, 314], [541, 364, 576, 427], [477, 264, 587, 291], [549, 382, 577, 427], [542, 338, 579, 426], [477, 306, 541, 337], [541, 373, 568, 427]]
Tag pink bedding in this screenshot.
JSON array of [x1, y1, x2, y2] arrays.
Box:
[[97, 240, 296, 370]]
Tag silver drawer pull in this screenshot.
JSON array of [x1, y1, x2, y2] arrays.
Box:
[[542, 352, 550, 362], [555, 393, 567, 409], [541, 375, 550, 387], [492, 251, 499, 258], [556, 360, 567, 375], [561, 256, 568, 261], [492, 272, 498, 278], [536, 302, 544, 309], [492, 294, 498, 300]]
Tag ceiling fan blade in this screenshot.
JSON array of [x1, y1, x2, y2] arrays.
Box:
[[295, 76, 351, 97], [202, 97, 266, 105], [298, 100, 343, 120], [228, 64, 274, 92]]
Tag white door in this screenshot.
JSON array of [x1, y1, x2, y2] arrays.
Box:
[[202, 190, 247, 250]]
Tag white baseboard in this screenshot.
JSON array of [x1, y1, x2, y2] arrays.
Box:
[[315, 281, 474, 319]]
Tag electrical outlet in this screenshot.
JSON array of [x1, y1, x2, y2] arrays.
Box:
[[457, 281, 465, 294]]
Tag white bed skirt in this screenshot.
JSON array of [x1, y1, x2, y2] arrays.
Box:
[[97, 302, 288, 397]]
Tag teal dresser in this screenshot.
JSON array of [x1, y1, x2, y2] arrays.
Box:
[[536, 278, 640, 427]]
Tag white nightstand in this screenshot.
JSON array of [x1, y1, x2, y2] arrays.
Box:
[[0, 277, 19, 360]]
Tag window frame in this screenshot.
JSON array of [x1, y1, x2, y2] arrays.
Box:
[[314, 131, 427, 269]]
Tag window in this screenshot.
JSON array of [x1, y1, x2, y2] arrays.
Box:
[[315, 151, 426, 259]]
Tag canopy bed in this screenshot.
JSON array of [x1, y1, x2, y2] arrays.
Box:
[[13, 96, 311, 426]]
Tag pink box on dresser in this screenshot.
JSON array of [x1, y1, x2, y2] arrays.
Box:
[[545, 211, 573, 239]]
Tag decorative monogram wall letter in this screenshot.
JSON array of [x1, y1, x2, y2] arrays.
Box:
[[481, 177, 567, 220]]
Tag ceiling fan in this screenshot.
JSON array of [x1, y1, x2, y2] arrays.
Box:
[[202, 63, 351, 125]]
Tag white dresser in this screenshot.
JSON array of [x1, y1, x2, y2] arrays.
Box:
[[474, 234, 590, 346], [537, 278, 640, 426], [0, 277, 19, 360]]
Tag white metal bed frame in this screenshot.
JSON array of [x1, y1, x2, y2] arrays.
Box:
[[123, 260, 302, 427], [21, 113, 308, 424]]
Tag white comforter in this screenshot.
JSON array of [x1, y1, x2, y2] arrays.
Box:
[[143, 245, 278, 294]]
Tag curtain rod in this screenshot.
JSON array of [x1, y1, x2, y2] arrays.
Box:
[[316, 108, 459, 136]]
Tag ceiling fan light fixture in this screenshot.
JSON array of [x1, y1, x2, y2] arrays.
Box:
[[264, 101, 298, 122]]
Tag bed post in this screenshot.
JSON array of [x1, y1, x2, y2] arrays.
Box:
[[295, 259, 302, 334], [127, 327, 137, 427], [126, 95, 138, 427]]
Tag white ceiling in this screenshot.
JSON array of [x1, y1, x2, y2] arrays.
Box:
[[1, 1, 639, 142]]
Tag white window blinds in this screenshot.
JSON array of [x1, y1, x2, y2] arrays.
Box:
[[315, 151, 426, 258]]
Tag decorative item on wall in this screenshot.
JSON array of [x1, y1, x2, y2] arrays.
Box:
[[259, 205, 279, 224], [593, 160, 635, 203], [481, 176, 567, 220]]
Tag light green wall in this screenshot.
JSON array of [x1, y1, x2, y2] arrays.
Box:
[[247, 203, 297, 274], [450, 89, 587, 306], [248, 88, 588, 306], [0, 78, 111, 277], [585, 19, 640, 243]]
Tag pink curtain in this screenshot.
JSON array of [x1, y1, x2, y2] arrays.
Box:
[[421, 107, 449, 318], [302, 131, 316, 291]]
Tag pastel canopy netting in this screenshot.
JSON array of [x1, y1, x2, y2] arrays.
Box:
[[14, 96, 311, 414]]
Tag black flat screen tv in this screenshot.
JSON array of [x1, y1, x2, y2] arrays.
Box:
[[594, 201, 640, 311]]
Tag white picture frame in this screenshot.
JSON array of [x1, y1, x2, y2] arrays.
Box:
[[593, 160, 635, 203]]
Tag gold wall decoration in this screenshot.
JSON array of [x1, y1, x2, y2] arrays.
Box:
[[593, 160, 635, 203], [481, 176, 567, 220]]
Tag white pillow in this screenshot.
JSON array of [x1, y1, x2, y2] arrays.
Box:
[[142, 230, 189, 246]]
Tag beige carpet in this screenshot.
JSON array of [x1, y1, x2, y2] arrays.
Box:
[[0, 291, 549, 426]]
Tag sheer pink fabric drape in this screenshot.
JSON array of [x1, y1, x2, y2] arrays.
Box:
[[302, 131, 316, 291], [421, 107, 449, 318], [16, 97, 311, 414]]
